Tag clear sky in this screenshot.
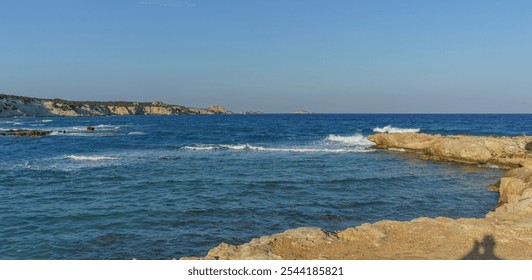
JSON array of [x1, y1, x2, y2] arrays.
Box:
[[1, 0, 531, 113]]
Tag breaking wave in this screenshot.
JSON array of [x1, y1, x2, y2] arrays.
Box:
[[50, 131, 116, 137], [478, 163, 500, 169], [182, 144, 373, 153], [0, 120, 25, 125], [388, 148, 406, 152], [325, 133, 373, 146], [95, 124, 120, 130], [65, 155, 117, 161], [373, 125, 420, 133]]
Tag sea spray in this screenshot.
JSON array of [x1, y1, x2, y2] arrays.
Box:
[[373, 125, 420, 133]]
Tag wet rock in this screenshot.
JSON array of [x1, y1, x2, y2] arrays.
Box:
[[0, 129, 52, 137], [526, 142, 532, 152]]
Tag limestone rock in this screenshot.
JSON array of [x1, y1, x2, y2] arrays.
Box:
[[368, 133, 532, 168], [207, 105, 233, 114]]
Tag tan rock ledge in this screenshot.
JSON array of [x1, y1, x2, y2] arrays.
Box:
[[183, 133, 532, 260]]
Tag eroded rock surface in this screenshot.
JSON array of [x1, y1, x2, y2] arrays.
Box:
[[184, 133, 532, 260], [368, 133, 532, 168]]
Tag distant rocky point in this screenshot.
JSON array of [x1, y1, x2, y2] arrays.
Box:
[[0, 93, 233, 117], [240, 110, 264, 115], [290, 109, 314, 114]]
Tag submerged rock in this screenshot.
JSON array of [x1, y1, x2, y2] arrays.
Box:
[[0, 129, 52, 137]]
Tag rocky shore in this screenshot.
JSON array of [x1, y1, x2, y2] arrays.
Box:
[[0, 94, 233, 117], [184, 133, 532, 260]]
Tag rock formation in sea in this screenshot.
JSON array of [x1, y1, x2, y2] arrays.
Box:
[[0, 94, 233, 117], [0, 129, 52, 137], [183, 133, 532, 260]]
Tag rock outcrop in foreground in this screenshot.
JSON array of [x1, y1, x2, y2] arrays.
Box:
[[184, 133, 532, 260], [0, 94, 232, 117]]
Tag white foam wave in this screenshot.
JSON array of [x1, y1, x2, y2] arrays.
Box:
[[478, 163, 500, 169], [35, 119, 53, 123], [388, 148, 406, 152], [96, 124, 120, 129], [0, 121, 24, 125], [325, 134, 373, 146], [373, 125, 420, 134], [50, 131, 116, 137], [182, 144, 373, 153], [65, 155, 117, 161], [128, 132, 146, 135], [69, 124, 120, 131]]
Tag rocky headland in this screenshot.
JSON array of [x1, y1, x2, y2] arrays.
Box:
[[184, 133, 532, 260], [0, 94, 233, 117]]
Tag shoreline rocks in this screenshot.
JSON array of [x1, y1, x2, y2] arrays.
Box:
[[368, 133, 532, 168], [183, 133, 532, 260]]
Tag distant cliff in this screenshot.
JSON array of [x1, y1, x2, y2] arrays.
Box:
[[0, 94, 233, 117]]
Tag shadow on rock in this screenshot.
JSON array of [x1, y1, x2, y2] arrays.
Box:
[[462, 235, 502, 260]]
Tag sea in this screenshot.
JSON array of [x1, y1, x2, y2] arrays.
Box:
[[1, 114, 532, 259]]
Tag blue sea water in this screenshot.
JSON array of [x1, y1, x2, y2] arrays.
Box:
[[1, 114, 532, 259]]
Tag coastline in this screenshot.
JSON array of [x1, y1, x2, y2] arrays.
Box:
[[184, 133, 532, 260], [0, 94, 233, 117]]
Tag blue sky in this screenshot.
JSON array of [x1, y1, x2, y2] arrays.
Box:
[[1, 0, 531, 113]]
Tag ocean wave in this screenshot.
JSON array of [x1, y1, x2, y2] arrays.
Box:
[[65, 155, 117, 161], [478, 163, 500, 169], [96, 124, 120, 130], [182, 144, 373, 153], [325, 133, 373, 146], [0, 121, 24, 125], [128, 132, 146, 135], [388, 148, 406, 152], [50, 131, 116, 137], [68, 124, 120, 131], [373, 125, 420, 134]]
